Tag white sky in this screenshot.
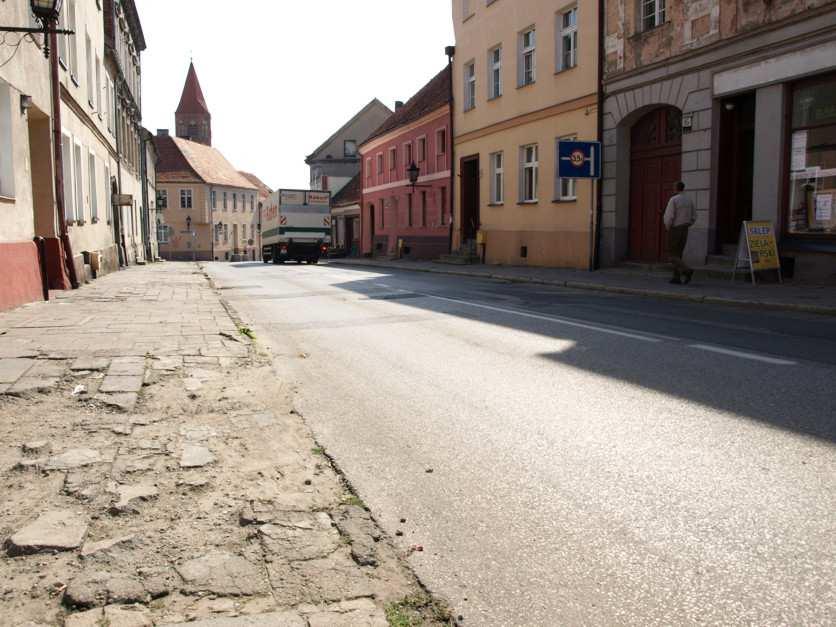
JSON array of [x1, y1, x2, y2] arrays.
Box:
[[139, 0, 455, 190]]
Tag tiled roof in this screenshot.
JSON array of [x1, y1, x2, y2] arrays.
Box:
[[331, 173, 361, 208], [176, 62, 210, 116], [154, 135, 256, 190], [238, 171, 272, 198], [363, 66, 451, 145]]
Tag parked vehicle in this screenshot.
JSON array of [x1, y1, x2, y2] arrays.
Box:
[[262, 189, 331, 264]]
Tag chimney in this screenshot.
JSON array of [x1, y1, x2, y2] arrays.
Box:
[[395, 101, 404, 111], [157, 129, 169, 137]]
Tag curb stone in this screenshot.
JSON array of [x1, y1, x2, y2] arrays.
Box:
[[329, 260, 836, 317]]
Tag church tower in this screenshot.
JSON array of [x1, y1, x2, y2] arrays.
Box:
[[175, 62, 212, 146]]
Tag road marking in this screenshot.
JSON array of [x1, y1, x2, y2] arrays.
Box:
[[418, 293, 662, 343], [688, 344, 797, 365]]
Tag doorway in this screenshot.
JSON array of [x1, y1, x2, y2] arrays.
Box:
[[460, 155, 480, 244], [717, 92, 755, 249], [368, 204, 375, 255], [629, 107, 683, 262]]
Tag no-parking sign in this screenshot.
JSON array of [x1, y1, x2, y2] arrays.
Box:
[[558, 141, 602, 179]]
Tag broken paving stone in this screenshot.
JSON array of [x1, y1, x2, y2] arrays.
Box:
[[108, 484, 159, 515], [7, 376, 59, 395], [22, 440, 51, 455], [64, 470, 105, 501], [258, 512, 340, 562], [334, 506, 381, 567], [102, 605, 153, 627], [150, 356, 181, 372], [159, 611, 306, 627], [44, 448, 103, 471], [5, 510, 88, 556], [177, 476, 209, 490], [70, 357, 110, 372], [63, 571, 148, 609], [180, 444, 215, 468], [81, 535, 135, 557], [180, 425, 218, 441], [99, 375, 144, 394], [138, 567, 175, 599], [94, 392, 138, 412], [176, 552, 267, 596], [304, 598, 389, 627], [110, 423, 134, 436], [267, 551, 375, 607], [107, 357, 146, 376]]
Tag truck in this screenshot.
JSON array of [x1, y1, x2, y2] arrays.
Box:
[[262, 189, 332, 264]]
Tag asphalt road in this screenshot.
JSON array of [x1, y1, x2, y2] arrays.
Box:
[[205, 261, 836, 626]]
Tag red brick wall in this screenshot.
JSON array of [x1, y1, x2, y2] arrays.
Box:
[[0, 241, 45, 312]]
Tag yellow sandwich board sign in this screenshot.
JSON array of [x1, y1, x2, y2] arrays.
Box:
[[732, 221, 782, 284]]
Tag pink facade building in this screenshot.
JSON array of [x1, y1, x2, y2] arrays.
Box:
[[360, 66, 452, 259]]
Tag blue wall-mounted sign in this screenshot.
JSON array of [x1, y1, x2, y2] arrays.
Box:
[[558, 140, 602, 179]]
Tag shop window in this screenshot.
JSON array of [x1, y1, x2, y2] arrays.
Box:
[[788, 74, 836, 236]]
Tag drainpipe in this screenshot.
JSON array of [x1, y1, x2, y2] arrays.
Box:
[[591, 0, 605, 271], [50, 30, 79, 289], [34, 236, 50, 301], [114, 81, 128, 267], [445, 45, 456, 255]]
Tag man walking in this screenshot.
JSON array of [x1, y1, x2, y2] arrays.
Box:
[[663, 181, 696, 285]]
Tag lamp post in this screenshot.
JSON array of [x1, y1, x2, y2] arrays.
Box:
[[407, 161, 433, 192], [2, 2, 79, 290]]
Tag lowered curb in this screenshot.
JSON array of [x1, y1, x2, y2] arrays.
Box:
[[328, 260, 836, 317]]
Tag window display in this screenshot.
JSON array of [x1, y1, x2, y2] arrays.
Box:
[[788, 74, 836, 235]]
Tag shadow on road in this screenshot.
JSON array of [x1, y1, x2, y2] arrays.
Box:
[[218, 262, 836, 443]]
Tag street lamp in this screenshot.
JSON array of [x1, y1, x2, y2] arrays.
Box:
[[1, 1, 71, 59], [407, 161, 433, 192]]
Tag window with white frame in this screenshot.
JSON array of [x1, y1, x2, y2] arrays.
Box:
[[490, 151, 504, 203], [376, 153, 384, 174], [488, 46, 502, 99], [73, 142, 84, 222], [0, 82, 14, 198], [520, 144, 538, 202], [462, 0, 474, 20], [158, 221, 169, 244], [180, 189, 192, 209], [558, 7, 578, 71], [67, 0, 78, 77], [418, 137, 426, 162], [105, 161, 112, 222], [389, 147, 397, 173], [57, 4, 68, 65], [555, 137, 577, 200], [210, 190, 217, 208], [404, 142, 413, 169], [641, 0, 666, 31], [464, 61, 476, 111], [61, 134, 73, 220], [436, 128, 447, 155], [223, 223, 229, 243], [519, 28, 536, 86], [95, 57, 102, 117], [85, 33, 93, 107], [233, 192, 238, 211], [223, 191, 228, 209], [88, 151, 98, 220], [365, 158, 372, 182], [157, 188, 167, 209]]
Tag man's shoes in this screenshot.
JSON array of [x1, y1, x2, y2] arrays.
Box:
[[669, 277, 682, 285], [682, 270, 694, 285]]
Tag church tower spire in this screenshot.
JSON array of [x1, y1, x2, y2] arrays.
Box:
[[175, 61, 212, 146]]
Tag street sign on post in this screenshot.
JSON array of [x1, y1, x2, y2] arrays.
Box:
[[558, 141, 602, 179]]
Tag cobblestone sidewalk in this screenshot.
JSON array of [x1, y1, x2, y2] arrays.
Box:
[[0, 263, 448, 626]]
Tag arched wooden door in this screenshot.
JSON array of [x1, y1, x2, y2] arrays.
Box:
[[629, 107, 682, 262]]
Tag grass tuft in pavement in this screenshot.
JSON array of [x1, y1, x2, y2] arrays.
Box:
[[386, 593, 454, 626]]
